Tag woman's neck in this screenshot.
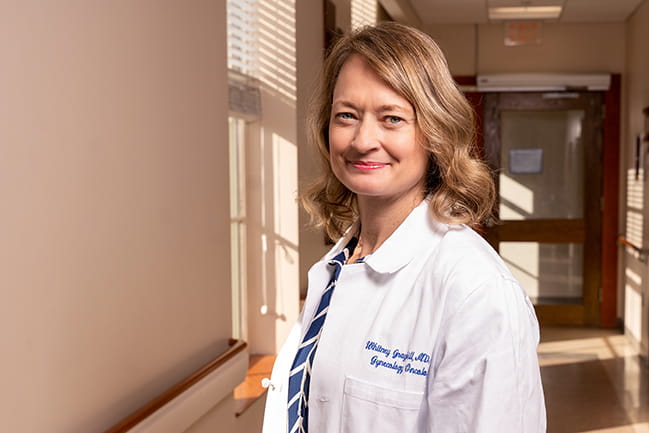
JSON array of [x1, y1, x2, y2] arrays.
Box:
[[348, 193, 424, 263]]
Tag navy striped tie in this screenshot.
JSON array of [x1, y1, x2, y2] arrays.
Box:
[[287, 237, 359, 433]]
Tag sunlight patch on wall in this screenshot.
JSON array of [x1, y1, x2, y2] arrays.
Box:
[[227, 0, 259, 77], [500, 242, 539, 299], [626, 267, 643, 286], [625, 286, 643, 344], [627, 168, 644, 209], [626, 168, 645, 258], [499, 174, 534, 220], [501, 242, 584, 302], [272, 133, 299, 348], [272, 133, 298, 245], [258, 0, 296, 103], [352, 0, 377, 29], [227, 0, 296, 104]]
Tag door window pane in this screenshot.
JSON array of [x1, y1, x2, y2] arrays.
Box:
[[500, 242, 583, 305], [499, 110, 584, 220]]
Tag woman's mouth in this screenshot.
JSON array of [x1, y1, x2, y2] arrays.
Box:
[[349, 161, 388, 170]]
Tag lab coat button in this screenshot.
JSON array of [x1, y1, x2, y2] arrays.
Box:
[[318, 396, 329, 403], [261, 378, 276, 391]]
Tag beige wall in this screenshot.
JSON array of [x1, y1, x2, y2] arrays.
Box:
[[297, 1, 328, 294], [478, 22, 625, 74], [186, 392, 267, 433], [425, 24, 477, 76], [425, 22, 625, 76], [332, 0, 353, 33], [622, 0, 649, 357], [0, 1, 233, 432]]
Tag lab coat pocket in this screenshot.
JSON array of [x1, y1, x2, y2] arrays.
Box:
[[341, 376, 423, 433]]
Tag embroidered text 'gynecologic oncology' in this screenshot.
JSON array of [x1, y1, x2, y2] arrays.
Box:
[[364, 340, 430, 376]]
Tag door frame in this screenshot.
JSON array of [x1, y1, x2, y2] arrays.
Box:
[[485, 91, 603, 326], [457, 74, 620, 328]]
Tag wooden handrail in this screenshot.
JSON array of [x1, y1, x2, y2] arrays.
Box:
[[617, 236, 648, 252], [104, 339, 247, 433], [617, 236, 649, 262]]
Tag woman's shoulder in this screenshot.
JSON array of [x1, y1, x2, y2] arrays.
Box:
[[424, 223, 522, 298], [417, 224, 535, 329], [435, 224, 510, 273]]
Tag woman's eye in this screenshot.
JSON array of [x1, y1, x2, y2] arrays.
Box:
[[336, 112, 354, 120], [385, 115, 403, 125]]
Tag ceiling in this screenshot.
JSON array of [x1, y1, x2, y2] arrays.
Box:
[[404, 0, 645, 24]]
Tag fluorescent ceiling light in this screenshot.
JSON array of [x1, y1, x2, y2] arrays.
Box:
[[489, 6, 562, 20]]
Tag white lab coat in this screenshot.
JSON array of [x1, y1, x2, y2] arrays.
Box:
[[262, 200, 546, 433]]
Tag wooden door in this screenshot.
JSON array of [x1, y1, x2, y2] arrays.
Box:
[[483, 92, 603, 326]]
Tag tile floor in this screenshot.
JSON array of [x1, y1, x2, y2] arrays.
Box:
[[540, 326, 649, 433], [234, 327, 649, 431]]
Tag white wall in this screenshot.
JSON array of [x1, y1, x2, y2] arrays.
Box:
[[622, 0, 649, 357], [0, 1, 232, 431]]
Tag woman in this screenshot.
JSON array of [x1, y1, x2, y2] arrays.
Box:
[[262, 22, 546, 433]]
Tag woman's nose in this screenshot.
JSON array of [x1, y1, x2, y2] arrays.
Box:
[[351, 118, 380, 152]]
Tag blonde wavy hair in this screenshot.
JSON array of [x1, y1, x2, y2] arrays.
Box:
[[301, 22, 495, 241]]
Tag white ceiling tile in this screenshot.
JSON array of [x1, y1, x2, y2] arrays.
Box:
[[411, 0, 488, 23], [560, 0, 644, 22]]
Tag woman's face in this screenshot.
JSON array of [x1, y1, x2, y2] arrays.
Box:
[[328, 54, 428, 207]]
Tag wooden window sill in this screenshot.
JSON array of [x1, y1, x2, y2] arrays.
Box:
[[233, 354, 276, 417]]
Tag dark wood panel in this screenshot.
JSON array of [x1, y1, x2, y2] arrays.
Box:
[[454, 75, 477, 86], [600, 74, 621, 328], [535, 305, 585, 326], [582, 92, 604, 326], [495, 219, 585, 243], [497, 92, 599, 111]]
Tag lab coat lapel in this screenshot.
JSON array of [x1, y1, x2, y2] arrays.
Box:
[[302, 220, 360, 335], [303, 260, 331, 330]]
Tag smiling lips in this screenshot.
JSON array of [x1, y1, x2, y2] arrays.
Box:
[[349, 161, 389, 170]]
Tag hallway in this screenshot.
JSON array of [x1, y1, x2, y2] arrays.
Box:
[[540, 327, 649, 433]]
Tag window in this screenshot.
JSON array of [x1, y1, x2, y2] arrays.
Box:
[[229, 117, 247, 340], [226, 0, 298, 352]]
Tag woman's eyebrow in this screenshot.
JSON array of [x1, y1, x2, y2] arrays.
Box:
[[376, 104, 411, 113], [331, 100, 358, 110], [331, 101, 413, 116]]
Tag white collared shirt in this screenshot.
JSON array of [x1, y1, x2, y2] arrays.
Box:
[[262, 200, 546, 433]]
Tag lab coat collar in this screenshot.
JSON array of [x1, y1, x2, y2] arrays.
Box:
[[323, 199, 448, 274]]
